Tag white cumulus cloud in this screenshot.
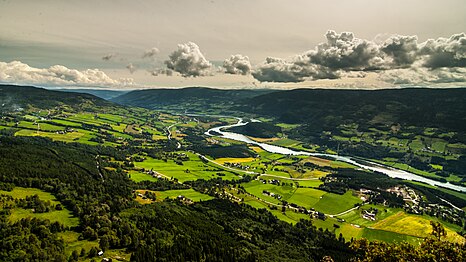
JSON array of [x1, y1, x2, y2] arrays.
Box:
[[223, 54, 252, 75], [0, 60, 134, 88], [252, 30, 466, 84], [165, 42, 213, 77]]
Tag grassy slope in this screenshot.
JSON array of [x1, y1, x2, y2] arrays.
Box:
[[0, 187, 79, 227]]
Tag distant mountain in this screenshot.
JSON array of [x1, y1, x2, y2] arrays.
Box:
[[111, 87, 276, 112], [238, 88, 466, 132], [55, 88, 130, 100], [0, 84, 118, 111]]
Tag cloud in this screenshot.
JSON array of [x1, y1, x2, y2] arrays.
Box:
[[252, 30, 465, 84], [419, 33, 466, 68], [126, 63, 136, 74], [251, 57, 305, 83], [378, 67, 466, 85], [223, 54, 252, 75], [102, 53, 116, 61], [0, 60, 134, 87], [252, 56, 339, 83], [142, 47, 160, 59], [148, 68, 173, 76], [307, 30, 386, 70], [380, 35, 419, 67], [165, 42, 213, 77]]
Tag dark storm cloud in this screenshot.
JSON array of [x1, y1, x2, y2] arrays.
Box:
[[380, 35, 419, 67], [419, 33, 466, 68]]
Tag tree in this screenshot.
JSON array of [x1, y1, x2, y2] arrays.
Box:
[[99, 235, 110, 251], [69, 250, 79, 262], [88, 247, 98, 258], [430, 221, 446, 240]]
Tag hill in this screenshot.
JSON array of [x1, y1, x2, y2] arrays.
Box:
[[229, 121, 282, 138], [0, 84, 118, 111], [111, 87, 275, 113], [238, 88, 466, 132], [55, 88, 130, 100]]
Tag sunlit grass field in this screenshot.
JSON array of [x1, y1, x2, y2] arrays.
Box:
[[0, 187, 79, 227]]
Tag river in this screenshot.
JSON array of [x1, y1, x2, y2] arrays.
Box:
[[205, 118, 466, 193]]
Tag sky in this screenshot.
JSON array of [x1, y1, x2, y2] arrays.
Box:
[[0, 0, 465, 89]]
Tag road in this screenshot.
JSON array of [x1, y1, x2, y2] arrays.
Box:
[[95, 155, 105, 182], [166, 123, 181, 149], [328, 204, 364, 217]]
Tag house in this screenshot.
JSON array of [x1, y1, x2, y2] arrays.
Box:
[[98, 250, 104, 256]]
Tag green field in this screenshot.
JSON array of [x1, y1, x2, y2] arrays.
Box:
[[57, 231, 100, 258], [15, 128, 98, 145], [0, 187, 79, 227], [287, 188, 327, 209], [155, 189, 214, 202], [242, 180, 362, 214], [134, 152, 240, 182], [243, 180, 295, 205], [297, 180, 323, 188], [128, 170, 158, 182], [313, 190, 362, 215], [234, 191, 310, 224], [18, 121, 65, 131], [371, 211, 465, 243], [97, 113, 124, 123], [361, 228, 422, 244], [49, 119, 83, 127]]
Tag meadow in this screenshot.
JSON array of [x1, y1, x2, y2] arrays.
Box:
[[0, 187, 79, 228], [133, 151, 241, 182], [135, 188, 214, 203]]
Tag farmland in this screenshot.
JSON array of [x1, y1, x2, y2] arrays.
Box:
[[1, 85, 465, 261], [2, 104, 465, 247], [132, 152, 241, 183]]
